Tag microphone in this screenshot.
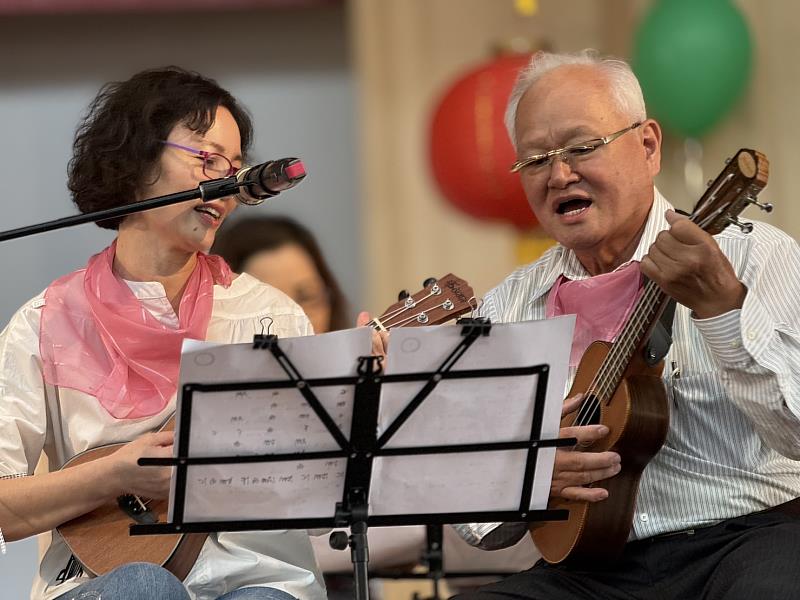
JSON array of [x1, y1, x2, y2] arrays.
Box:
[[196, 158, 306, 204], [0, 158, 307, 243], [235, 158, 307, 205]]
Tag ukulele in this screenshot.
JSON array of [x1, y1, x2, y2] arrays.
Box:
[[370, 273, 477, 331], [532, 149, 771, 564], [57, 273, 476, 579]]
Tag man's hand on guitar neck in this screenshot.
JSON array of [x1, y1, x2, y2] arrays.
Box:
[[102, 431, 175, 499], [641, 210, 747, 319], [551, 393, 621, 503]]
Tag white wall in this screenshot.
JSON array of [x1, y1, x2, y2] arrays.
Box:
[[0, 5, 359, 326]]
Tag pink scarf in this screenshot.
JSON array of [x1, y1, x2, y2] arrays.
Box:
[[546, 261, 643, 367], [39, 241, 232, 419]]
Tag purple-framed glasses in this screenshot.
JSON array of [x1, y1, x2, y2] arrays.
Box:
[[160, 141, 239, 179]]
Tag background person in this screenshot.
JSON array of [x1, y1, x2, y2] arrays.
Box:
[[212, 216, 349, 334]]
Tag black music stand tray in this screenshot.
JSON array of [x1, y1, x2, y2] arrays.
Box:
[[134, 319, 574, 600]]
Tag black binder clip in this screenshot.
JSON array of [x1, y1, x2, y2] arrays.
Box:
[[357, 355, 384, 376], [457, 316, 492, 337], [252, 334, 278, 349]]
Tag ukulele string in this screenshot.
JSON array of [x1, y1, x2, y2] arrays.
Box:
[[572, 279, 663, 428], [573, 183, 752, 450], [571, 284, 649, 424], [574, 283, 661, 427], [373, 300, 457, 330], [571, 204, 717, 428], [577, 199, 716, 421], [374, 287, 444, 328]]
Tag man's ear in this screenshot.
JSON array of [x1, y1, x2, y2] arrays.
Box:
[[641, 118, 662, 177]]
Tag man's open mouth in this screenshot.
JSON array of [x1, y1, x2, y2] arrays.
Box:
[[556, 198, 592, 216]]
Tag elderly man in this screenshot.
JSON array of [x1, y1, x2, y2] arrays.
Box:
[[454, 50, 800, 599]]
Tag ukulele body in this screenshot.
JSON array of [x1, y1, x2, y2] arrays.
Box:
[[531, 340, 670, 564], [57, 417, 206, 580]]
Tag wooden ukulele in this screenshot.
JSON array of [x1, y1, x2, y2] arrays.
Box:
[[370, 273, 477, 331], [532, 149, 771, 564], [57, 416, 204, 580], [57, 273, 476, 579]]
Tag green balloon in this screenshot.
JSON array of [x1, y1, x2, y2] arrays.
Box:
[[632, 0, 753, 138]]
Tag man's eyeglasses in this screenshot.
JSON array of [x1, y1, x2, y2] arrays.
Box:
[[160, 141, 240, 179], [510, 122, 642, 174]]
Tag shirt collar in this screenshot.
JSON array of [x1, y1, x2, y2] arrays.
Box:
[[123, 279, 169, 300], [122, 272, 250, 301]]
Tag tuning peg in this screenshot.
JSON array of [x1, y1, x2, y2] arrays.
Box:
[[397, 289, 410, 301], [726, 216, 754, 234], [422, 277, 437, 288], [706, 179, 714, 187], [747, 197, 773, 213], [724, 157, 731, 164]]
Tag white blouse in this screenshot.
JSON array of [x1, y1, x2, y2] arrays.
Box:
[[0, 273, 327, 600]]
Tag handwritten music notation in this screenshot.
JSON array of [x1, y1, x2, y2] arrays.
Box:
[[170, 329, 372, 523], [188, 387, 353, 456], [183, 457, 349, 521], [193, 459, 347, 489]]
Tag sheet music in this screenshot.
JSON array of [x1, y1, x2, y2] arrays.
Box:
[[370, 316, 574, 515], [169, 327, 372, 522], [181, 458, 348, 521]]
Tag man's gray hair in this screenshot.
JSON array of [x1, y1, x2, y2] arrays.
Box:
[[504, 49, 647, 149]]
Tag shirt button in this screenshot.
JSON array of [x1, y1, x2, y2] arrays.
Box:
[[639, 513, 649, 523], [730, 339, 741, 348], [746, 331, 757, 341]]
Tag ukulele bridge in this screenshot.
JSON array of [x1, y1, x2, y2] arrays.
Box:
[[117, 494, 159, 524]]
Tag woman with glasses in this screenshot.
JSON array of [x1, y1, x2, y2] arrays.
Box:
[[0, 67, 324, 600]]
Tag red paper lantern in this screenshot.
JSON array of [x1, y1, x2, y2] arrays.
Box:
[[429, 54, 537, 230]]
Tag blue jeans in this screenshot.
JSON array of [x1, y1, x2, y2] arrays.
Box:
[[55, 562, 297, 600]]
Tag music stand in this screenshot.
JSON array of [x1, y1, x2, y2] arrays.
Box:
[[134, 319, 575, 600]]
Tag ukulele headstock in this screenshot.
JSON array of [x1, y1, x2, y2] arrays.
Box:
[[690, 149, 770, 235], [374, 274, 477, 330]]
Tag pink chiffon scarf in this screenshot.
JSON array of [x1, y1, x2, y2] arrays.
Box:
[[39, 240, 232, 419], [546, 261, 643, 368]]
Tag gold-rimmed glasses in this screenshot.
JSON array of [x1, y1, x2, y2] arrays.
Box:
[[510, 122, 641, 174]]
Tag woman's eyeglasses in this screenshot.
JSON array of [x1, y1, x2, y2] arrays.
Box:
[[160, 141, 239, 179]]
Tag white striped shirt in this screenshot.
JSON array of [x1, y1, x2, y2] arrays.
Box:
[[455, 189, 800, 548]]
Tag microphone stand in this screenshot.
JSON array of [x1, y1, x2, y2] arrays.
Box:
[[0, 176, 242, 243]]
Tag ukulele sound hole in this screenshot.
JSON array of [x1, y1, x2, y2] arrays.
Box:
[[579, 395, 601, 426]]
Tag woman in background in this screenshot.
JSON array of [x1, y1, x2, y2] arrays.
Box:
[[212, 216, 349, 334]]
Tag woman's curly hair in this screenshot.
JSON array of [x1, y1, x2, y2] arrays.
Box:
[[68, 66, 253, 230]]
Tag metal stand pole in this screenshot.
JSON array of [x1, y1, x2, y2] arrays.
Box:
[[350, 520, 370, 600]]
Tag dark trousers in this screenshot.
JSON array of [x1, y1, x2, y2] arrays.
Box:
[[452, 510, 800, 600]]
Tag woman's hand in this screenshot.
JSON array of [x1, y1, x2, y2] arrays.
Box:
[[357, 311, 389, 360], [102, 430, 175, 499]]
